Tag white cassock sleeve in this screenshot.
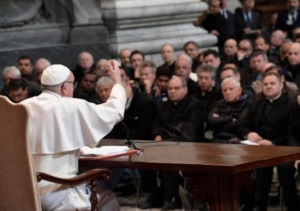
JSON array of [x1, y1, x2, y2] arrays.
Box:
[[22, 84, 126, 154]]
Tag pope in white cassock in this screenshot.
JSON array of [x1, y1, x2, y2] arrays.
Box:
[[21, 61, 126, 210]]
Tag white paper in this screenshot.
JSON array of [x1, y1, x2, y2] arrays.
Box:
[[80, 146, 130, 156], [240, 140, 259, 145]]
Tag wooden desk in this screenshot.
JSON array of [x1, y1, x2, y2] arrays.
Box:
[[79, 139, 300, 211]]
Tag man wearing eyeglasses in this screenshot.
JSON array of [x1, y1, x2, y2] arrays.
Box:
[[152, 75, 204, 209], [20, 62, 126, 210]]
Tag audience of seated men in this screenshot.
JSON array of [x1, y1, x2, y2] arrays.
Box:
[[72, 51, 96, 83], [73, 72, 99, 104], [207, 77, 252, 143], [1, 66, 41, 99], [236, 70, 300, 211]]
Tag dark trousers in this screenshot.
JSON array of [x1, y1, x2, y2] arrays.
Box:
[[162, 170, 183, 200], [255, 162, 299, 211]]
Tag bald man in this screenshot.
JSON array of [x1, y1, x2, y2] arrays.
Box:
[[35, 58, 51, 84], [222, 38, 238, 63], [285, 42, 300, 86], [72, 51, 96, 83]]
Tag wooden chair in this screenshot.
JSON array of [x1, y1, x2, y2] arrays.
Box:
[[0, 96, 111, 211]]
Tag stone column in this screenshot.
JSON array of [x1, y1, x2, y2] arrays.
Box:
[[101, 0, 217, 64], [70, 0, 108, 44]]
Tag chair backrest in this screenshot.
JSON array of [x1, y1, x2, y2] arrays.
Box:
[[0, 96, 41, 211]]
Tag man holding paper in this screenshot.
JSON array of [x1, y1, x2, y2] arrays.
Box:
[[237, 68, 300, 211], [21, 62, 126, 210]]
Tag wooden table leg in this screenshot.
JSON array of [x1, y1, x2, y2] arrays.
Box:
[[183, 171, 252, 211]]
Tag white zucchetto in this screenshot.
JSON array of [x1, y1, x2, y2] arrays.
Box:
[[41, 64, 71, 86]]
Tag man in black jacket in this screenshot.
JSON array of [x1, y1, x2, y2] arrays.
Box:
[[208, 77, 252, 142], [237, 70, 300, 211], [152, 76, 204, 210]]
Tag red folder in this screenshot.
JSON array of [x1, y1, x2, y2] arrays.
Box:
[[79, 149, 138, 160]]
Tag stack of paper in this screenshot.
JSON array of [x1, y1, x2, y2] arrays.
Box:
[[80, 146, 131, 156], [240, 140, 259, 145]]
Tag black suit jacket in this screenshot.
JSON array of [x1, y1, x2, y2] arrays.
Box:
[[237, 92, 299, 146], [152, 95, 205, 142], [275, 9, 300, 39], [106, 90, 157, 140], [234, 8, 261, 41], [201, 12, 235, 50]]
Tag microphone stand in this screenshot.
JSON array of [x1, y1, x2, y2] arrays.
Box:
[[122, 122, 141, 150]]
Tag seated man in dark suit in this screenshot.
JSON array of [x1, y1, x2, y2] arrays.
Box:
[[237, 70, 300, 211], [152, 76, 204, 210], [194, 64, 218, 134]]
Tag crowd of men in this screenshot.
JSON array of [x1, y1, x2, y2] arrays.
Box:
[[2, 0, 300, 210]]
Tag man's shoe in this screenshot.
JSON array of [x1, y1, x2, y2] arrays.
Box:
[[162, 197, 182, 210], [179, 185, 193, 210]]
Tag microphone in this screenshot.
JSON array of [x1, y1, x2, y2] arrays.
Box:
[[121, 121, 141, 150]]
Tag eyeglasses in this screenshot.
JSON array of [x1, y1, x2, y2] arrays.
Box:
[[239, 47, 250, 51], [167, 86, 185, 91], [65, 81, 78, 89]]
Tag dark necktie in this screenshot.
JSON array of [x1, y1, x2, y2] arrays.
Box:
[[223, 10, 228, 19], [246, 12, 251, 27], [292, 12, 296, 22]]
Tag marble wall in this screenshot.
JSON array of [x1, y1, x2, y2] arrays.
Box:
[[101, 0, 217, 65], [0, 0, 221, 87]]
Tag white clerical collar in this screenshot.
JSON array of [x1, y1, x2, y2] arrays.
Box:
[[125, 94, 133, 109], [266, 92, 281, 103]]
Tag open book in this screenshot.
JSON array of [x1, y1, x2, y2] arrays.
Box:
[[80, 146, 132, 156]]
